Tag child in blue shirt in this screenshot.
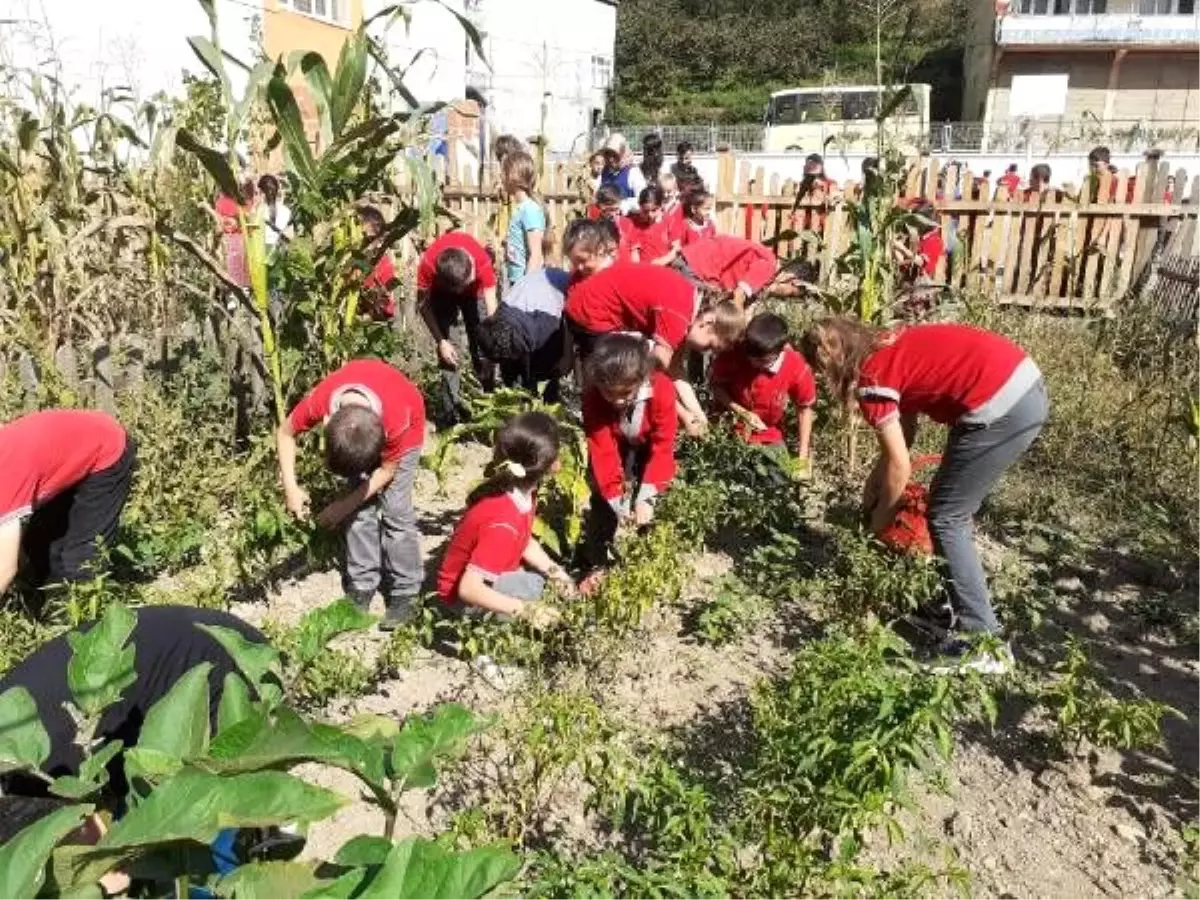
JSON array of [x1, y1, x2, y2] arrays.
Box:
[[502, 150, 545, 284]]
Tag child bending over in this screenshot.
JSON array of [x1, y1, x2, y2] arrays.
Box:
[[675, 233, 800, 309], [476, 267, 573, 403], [577, 334, 678, 580], [436, 411, 573, 626], [710, 312, 816, 479], [277, 359, 425, 629]]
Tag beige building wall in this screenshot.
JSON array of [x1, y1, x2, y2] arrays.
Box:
[[1112, 53, 1198, 121]]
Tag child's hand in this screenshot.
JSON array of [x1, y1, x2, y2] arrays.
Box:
[[683, 414, 708, 438], [520, 601, 562, 630], [729, 404, 766, 433], [578, 570, 606, 596], [633, 501, 655, 527], [284, 485, 311, 520], [437, 340, 460, 368], [547, 565, 578, 598]]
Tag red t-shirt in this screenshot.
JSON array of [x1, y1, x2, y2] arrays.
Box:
[[917, 230, 945, 279], [997, 173, 1021, 197], [416, 231, 497, 295], [672, 214, 717, 248], [681, 235, 778, 296], [0, 410, 127, 525], [215, 194, 245, 234], [564, 262, 697, 351], [621, 214, 672, 262], [710, 346, 816, 445], [288, 359, 425, 464], [436, 490, 535, 602], [856, 324, 1029, 428], [583, 370, 677, 504]]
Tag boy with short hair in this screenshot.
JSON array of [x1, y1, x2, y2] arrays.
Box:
[[276, 359, 425, 629], [417, 230, 500, 426], [0, 409, 137, 599], [710, 312, 816, 479]]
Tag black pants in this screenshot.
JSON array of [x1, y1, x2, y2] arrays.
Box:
[[566, 315, 604, 363], [499, 320, 574, 405], [23, 440, 137, 586], [433, 293, 494, 426], [577, 444, 650, 572]]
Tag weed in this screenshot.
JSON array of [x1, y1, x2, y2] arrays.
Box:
[[693, 573, 770, 646], [1037, 636, 1182, 754], [1178, 823, 1199, 900], [262, 617, 374, 709]]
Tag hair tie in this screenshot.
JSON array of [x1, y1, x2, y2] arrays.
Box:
[[499, 459, 526, 478]]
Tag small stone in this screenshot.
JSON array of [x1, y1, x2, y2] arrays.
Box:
[[1054, 575, 1086, 593], [982, 855, 999, 871], [1112, 822, 1146, 844], [945, 811, 973, 839]]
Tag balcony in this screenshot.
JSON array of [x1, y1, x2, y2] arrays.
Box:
[[997, 0, 1200, 46]]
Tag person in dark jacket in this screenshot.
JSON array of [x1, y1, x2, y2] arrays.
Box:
[[477, 267, 572, 403]]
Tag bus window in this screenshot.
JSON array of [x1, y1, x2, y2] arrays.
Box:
[[841, 93, 878, 121]]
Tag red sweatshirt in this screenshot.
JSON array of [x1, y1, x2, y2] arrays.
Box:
[[583, 369, 677, 509], [681, 234, 778, 296]]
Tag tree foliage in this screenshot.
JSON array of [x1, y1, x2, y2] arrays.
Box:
[[611, 0, 969, 123]]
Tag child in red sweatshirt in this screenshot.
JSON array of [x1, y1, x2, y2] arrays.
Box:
[[710, 312, 816, 479], [577, 333, 678, 580]]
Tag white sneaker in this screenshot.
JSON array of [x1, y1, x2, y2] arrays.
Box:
[[928, 639, 1014, 676]]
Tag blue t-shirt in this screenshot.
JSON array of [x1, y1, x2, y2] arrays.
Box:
[[506, 198, 546, 283]]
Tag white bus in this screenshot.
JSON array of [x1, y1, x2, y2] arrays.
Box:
[[762, 84, 932, 154]]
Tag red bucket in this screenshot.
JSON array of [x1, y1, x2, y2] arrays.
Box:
[[877, 454, 941, 557]]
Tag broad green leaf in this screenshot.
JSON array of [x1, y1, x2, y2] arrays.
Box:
[[17, 112, 39, 152], [187, 36, 232, 103], [66, 604, 137, 719], [0, 686, 51, 774], [355, 838, 520, 899], [49, 740, 123, 799], [343, 713, 400, 742], [266, 74, 318, 190], [330, 32, 368, 138], [121, 745, 182, 783], [86, 769, 344, 861], [216, 861, 325, 899], [196, 624, 283, 706], [0, 802, 92, 900], [333, 834, 393, 867], [217, 672, 255, 734], [293, 51, 335, 150], [231, 60, 277, 138], [294, 600, 375, 668], [202, 707, 387, 794], [303, 868, 369, 900], [390, 703, 480, 789], [175, 129, 241, 201], [138, 662, 212, 761]]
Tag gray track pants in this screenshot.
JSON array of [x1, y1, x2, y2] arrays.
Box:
[[446, 570, 546, 619], [929, 380, 1049, 634], [343, 448, 422, 610]]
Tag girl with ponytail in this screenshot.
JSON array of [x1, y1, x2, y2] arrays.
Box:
[[436, 412, 574, 624]]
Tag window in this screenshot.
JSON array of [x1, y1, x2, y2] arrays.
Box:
[[279, 0, 349, 26], [591, 55, 612, 90], [1140, 0, 1193, 11]]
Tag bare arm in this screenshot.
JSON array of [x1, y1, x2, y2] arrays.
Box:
[[525, 229, 545, 274], [796, 406, 814, 458], [317, 462, 397, 529], [457, 568, 526, 616], [275, 419, 309, 518], [667, 351, 707, 433], [481, 284, 499, 318], [868, 420, 912, 535], [0, 520, 20, 595]]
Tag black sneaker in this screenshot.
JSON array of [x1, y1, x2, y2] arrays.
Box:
[[348, 592, 374, 613], [902, 601, 956, 641]]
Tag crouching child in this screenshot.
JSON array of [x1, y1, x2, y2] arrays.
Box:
[[276, 359, 425, 630], [436, 411, 573, 628], [710, 312, 817, 481], [577, 334, 678, 584], [476, 267, 573, 404]]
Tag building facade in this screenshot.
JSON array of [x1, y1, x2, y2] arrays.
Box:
[[963, 0, 1199, 136]]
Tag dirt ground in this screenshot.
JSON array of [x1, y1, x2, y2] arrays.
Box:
[[232, 438, 1198, 899]]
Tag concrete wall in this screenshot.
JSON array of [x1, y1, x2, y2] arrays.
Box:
[[478, 0, 615, 153], [370, 0, 468, 104]]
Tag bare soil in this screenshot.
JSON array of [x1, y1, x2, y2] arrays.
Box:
[[237, 440, 1199, 898]]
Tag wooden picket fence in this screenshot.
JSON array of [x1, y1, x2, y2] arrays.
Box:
[[438, 151, 1199, 311]]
